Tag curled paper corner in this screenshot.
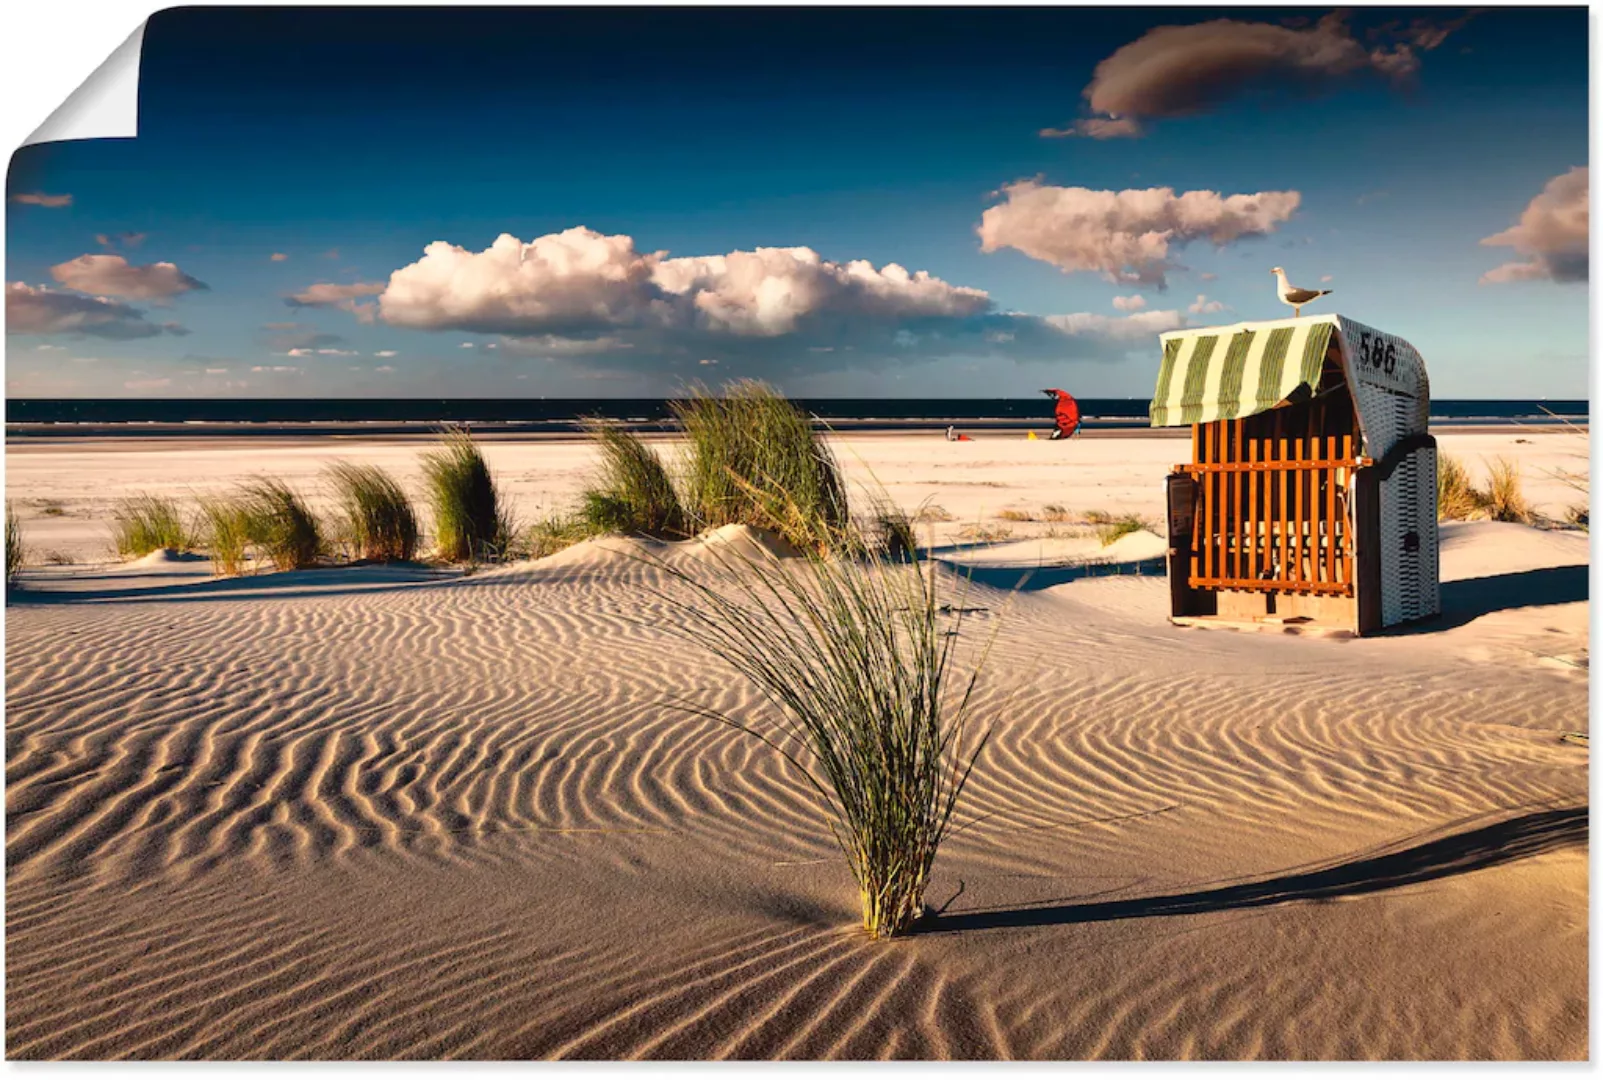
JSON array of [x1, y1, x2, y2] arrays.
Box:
[[22, 23, 147, 148]]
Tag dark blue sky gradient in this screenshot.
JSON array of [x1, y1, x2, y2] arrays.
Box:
[[5, 6, 1589, 398]]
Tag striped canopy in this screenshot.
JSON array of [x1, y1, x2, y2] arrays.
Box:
[[1149, 316, 1337, 427]]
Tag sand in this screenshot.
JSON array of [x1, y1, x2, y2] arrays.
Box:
[[4, 429, 1589, 1060]]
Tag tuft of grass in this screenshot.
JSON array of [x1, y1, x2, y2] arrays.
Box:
[[420, 427, 514, 563], [867, 500, 918, 561], [1041, 503, 1072, 523], [524, 514, 597, 559], [1436, 455, 1485, 521], [1481, 456, 1532, 524], [42, 549, 76, 566], [996, 508, 1035, 523], [110, 494, 195, 558], [6, 503, 24, 586], [913, 504, 955, 524], [955, 523, 1013, 543], [1564, 503, 1589, 531], [326, 461, 419, 562], [198, 495, 253, 577], [647, 532, 996, 939], [578, 422, 688, 538], [672, 381, 850, 554], [239, 479, 323, 571], [1084, 509, 1149, 547]]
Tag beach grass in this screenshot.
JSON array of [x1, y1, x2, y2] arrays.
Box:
[[1084, 509, 1148, 546], [197, 495, 254, 577], [578, 422, 688, 538], [672, 381, 850, 554], [110, 494, 195, 558], [1437, 455, 1485, 520], [7, 503, 24, 585], [524, 513, 597, 559], [1482, 456, 1533, 524], [996, 509, 1035, 523], [868, 500, 918, 560], [240, 478, 323, 571], [326, 461, 420, 562], [420, 427, 513, 563], [650, 530, 994, 939]]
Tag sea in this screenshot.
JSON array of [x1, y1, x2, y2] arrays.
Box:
[[4, 398, 1589, 437]]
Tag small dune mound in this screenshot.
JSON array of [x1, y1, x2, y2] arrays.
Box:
[[683, 523, 803, 563], [1100, 527, 1168, 563], [127, 547, 208, 568]]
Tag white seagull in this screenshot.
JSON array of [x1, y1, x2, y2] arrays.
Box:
[[1271, 267, 1332, 317]]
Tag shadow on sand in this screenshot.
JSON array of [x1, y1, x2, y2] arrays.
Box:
[[934, 556, 1168, 593], [7, 562, 458, 606], [1396, 565, 1590, 634], [916, 806, 1586, 935]]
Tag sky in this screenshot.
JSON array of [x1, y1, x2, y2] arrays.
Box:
[[3, 6, 1590, 399]]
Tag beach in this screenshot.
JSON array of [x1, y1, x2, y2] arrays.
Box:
[[4, 427, 1589, 1059]]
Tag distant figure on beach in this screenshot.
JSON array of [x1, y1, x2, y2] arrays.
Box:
[[1041, 388, 1081, 440], [945, 425, 973, 442]]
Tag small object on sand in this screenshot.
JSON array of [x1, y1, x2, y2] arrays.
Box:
[[1271, 266, 1332, 317], [1560, 731, 1588, 746]]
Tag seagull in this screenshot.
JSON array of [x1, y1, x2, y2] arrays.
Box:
[[1271, 267, 1332, 317]]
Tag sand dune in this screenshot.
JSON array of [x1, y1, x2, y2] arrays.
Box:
[[4, 435, 1588, 1060]]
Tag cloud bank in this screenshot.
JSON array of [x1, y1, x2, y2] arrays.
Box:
[[360, 226, 1184, 373], [1479, 166, 1588, 285], [978, 181, 1300, 286], [50, 254, 207, 301], [6, 282, 190, 339]]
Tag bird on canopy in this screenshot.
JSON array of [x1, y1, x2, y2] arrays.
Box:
[[1041, 388, 1081, 440]]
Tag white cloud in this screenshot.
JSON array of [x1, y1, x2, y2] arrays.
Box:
[[204, 367, 230, 374], [1188, 294, 1225, 314], [979, 180, 1300, 287], [49, 254, 207, 301], [376, 227, 990, 340], [270, 252, 290, 262], [1041, 309, 1186, 341], [5, 282, 190, 339], [1479, 166, 1589, 285], [34, 344, 67, 351], [250, 365, 301, 373], [374, 365, 395, 373], [373, 350, 398, 357], [1111, 294, 1147, 312]]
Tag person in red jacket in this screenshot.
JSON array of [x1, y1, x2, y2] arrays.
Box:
[[1041, 388, 1081, 440]]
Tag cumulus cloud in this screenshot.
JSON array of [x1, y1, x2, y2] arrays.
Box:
[[270, 253, 290, 262], [1479, 166, 1588, 285], [1111, 294, 1147, 312], [978, 180, 1300, 287], [9, 192, 72, 208], [50, 254, 207, 301], [1188, 294, 1226, 314], [286, 347, 359, 357], [6, 282, 190, 339], [376, 226, 990, 342], [1041, 309, 1186, 341], [373, 350, 398, 358], [264, 324, 348, 352], [1045, 11, 1472, 138]]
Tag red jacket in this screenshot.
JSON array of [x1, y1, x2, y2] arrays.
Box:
[[1045, 389, 1080, 437]]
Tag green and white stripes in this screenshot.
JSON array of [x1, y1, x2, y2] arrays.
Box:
[[1149, 316, 1336, 427]]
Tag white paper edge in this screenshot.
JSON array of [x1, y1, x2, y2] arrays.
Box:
[[22, 22, 146, 147]]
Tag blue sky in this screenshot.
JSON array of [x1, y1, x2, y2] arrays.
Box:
[[4, 6, 1589, 399]]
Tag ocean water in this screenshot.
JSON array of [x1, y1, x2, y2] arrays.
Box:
[[4, 397, 1589, 433]]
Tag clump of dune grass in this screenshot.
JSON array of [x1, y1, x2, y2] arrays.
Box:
[[867, 500, 917, 561], [7, 503, 25, 586], [649, 529, 995, 939], [1564, 503, 1589, 531], [578, 421, 688, 538], [996, 508, 1035, 523], [524, 513, 598, 559], [1084, 509, 1149, 547], [956, 522, 1013, 543], [239, 479, 322, 571], [1041, 503, 1072, 523], [1481, 456, 1533, 524], [420, 427, 513, 563], [914, 504, 955, 524], [326, 461, 419, 562], [110, 494, 194, 558], [672, 381, 850, 554], [197, 495, 253, 577], [1436, 455, 1485, 521]]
